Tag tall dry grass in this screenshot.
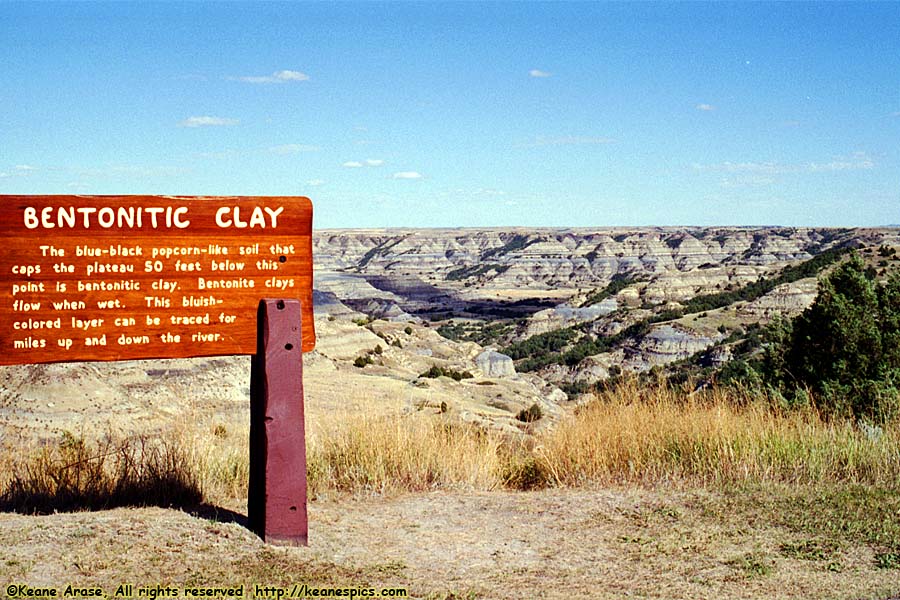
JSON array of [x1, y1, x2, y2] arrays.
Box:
[[178, 414, 507, 502], [176, 420, 250, 502], [307, 414, 505, 495], [537, 377, 900, 487], [3, 378, 899, 511], [0, 431, 202, 513]]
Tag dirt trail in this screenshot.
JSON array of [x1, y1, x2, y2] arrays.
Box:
[[1, 488, 898, 600]]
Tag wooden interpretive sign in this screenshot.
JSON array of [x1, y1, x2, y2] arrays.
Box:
[[0, 195, 315, 365]]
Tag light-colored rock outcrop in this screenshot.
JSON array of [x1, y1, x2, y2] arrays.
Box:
[[524, 300, 617, 337], [475, 350, 516, 378], [739, 278, 819, 318], [632, 324, 718, 368]]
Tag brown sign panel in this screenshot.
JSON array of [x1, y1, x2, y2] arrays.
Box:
[[0, 195, 315, 365]]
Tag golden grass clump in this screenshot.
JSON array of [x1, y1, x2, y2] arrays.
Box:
[[173, 420, 250, 503], [536, 377, 900, 487], [306, 414, 505, 496]]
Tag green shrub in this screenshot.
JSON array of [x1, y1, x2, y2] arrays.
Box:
[[502, 327, 577, 360], [502, 455, 551, 490], [419, 365, 474, 381], [445, 264, 509, 281], [516, 403, 543, 423], [875, 552, 900, 569], [480, 234, 540, 260]]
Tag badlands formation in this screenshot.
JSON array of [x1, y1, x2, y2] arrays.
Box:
[[2, 226, 899, 438]]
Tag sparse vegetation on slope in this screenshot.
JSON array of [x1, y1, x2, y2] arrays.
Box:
[[503, 327, 578, 360], [502, 246, 854, 374], [356, 238, 405, 270], [436, 320, 514, 345], [445, 263, 509, 281], [480, 234, 542, 260], [578, 273, 643, 308], [679, 245, 850, 315]]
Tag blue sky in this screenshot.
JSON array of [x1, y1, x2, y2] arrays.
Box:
[[1, 2, 898, 228]]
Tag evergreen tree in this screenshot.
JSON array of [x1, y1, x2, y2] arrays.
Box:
[[779, 253, 900, 421]]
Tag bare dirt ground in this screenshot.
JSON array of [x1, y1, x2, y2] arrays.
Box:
[[2, 487, 898, 600]]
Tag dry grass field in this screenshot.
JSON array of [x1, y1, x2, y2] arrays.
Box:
[[1, 380, 899, 599]]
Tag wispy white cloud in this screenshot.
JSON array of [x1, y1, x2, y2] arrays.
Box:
[[693, 161, 784, 174], [268, 144, 320, 155], [307, 179, 326, 187], [696, 103, 716, 111], [529, 69, 552, 78], [75, 165, 190, 178], [232, 70, 310, 84], [1, 165, 37, 178], [522, 135, 615, 148], [179, 116, 239, 128], [719, 175, 778, 189], [193, 149, 240, 160], [393, 171, 423, 179], [275, 70, 309, 81], [473, 188, 506, 197], [807, 152, 875, 172], [343, 158, 384, 168], [693, 152, 875, 175]]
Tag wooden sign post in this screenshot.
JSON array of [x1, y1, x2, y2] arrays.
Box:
[[249, 299, 308, 545], [0, 195, 315, 544]]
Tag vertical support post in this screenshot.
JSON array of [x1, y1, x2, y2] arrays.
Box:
[[249, 298, 308, 545]]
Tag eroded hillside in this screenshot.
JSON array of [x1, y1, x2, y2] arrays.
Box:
[[314, 227, 875, 310], [313, 226, 900, 402], [2, 227, 899, 439]]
